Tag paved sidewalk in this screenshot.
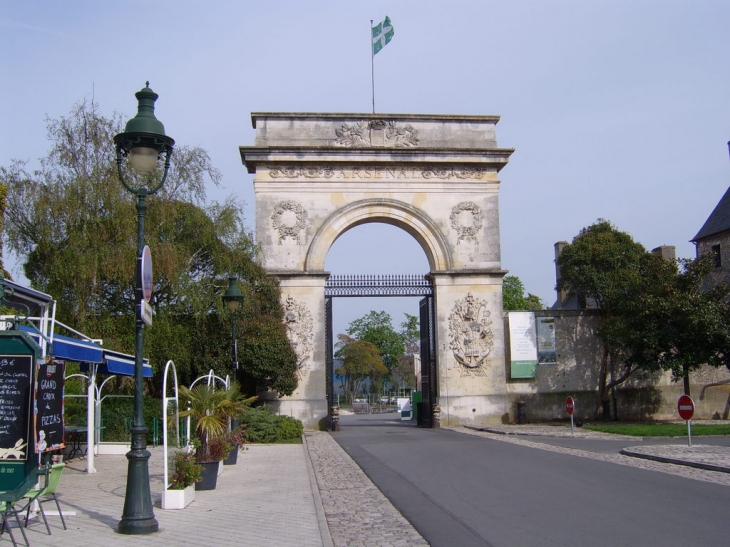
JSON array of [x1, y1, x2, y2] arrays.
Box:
[[14, 442, 331, 547]]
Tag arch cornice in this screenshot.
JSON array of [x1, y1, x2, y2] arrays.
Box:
[[304, 198, 452, 272]]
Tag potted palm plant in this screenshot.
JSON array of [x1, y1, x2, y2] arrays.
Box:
[[179, 382, 249, 490]]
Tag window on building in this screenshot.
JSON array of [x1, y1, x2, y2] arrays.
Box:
[[711, 244, 722, 268]]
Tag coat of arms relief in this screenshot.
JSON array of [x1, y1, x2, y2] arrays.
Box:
[[448, 293, 493, 377]]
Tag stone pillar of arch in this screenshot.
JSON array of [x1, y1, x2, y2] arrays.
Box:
[[240, 113, 514, 428]]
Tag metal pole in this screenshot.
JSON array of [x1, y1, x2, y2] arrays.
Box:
[[687, 419, 692, 447], [370, 20, 375, 114], [231, 314, 238, 373], [118, 189, 158, 534]]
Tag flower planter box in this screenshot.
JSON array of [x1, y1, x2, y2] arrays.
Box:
[[97, 442, 129, 455], [161, 485, 195, 510]]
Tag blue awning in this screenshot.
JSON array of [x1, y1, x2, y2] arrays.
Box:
[[101, 350, 152, 378], [51, 332, 104, 363], [17, 325, 103, 363], [17, 325, 152, 377]]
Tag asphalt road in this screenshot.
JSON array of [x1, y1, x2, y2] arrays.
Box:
[[334, 414, 729, 547]]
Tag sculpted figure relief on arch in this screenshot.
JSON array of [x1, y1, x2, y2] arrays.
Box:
[[334, 120, 419, 148], [283, 296, 314, 375], [271, 200, 308, 245], [448, 293, 493, 377]]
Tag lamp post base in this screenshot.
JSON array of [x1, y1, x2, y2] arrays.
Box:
[[117, 427, 158, 535]]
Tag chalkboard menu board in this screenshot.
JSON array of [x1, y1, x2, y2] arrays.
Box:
[[0, 354, 34, 460], [34, 360, 65, 453]]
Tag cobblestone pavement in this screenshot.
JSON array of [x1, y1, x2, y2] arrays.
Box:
[[304, 432, 429, 547]]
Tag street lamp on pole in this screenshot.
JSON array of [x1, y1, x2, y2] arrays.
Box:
[[114, 82, 174, 535], [222, 276, 244, 374]]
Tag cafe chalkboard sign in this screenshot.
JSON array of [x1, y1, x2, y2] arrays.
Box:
[[0, 332, 39, 496], [34, 360, 65, 453], [0, 354, 34, 460]]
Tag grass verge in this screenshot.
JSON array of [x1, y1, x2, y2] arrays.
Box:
[[583, 423, 730, 437]]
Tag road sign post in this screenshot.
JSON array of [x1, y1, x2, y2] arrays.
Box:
[[566, 396, 575, 435], [677, 394, 694, 447]]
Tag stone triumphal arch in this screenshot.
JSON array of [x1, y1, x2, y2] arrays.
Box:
[[239, 113, 513, 428]]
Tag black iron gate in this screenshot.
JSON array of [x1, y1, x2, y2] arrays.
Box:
[[418, 295, 436, 428], [324, 274, 436, 428]]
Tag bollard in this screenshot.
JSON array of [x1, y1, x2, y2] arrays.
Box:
[[330, 406, 340, 432], [516, 401, 526, 424]]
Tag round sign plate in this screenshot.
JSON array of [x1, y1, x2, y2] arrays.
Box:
[[677, 394, 694, 421], [565, 396, 575, 416], [140, 245, 153, 303]]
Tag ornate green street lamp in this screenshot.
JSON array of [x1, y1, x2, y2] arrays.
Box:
[[222, 276, 244, 374], [114, 83, 174, 535]]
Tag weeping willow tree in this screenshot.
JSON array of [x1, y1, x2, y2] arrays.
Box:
[[1, 100, 297, 396]]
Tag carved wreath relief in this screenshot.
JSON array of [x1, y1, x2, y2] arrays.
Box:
[[269, 166, 335, 179], [271, 200, 308, 245], [335, 120, 419, 148], [450, 201, 484, 243], [283, 296, 314, 375], [448, 293, 493, 376]]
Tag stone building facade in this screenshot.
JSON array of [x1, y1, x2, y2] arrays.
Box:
[[692, 185, 730, 287], [502, 310, 730, 423]]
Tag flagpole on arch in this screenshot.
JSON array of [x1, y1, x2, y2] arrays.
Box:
[[370, 19, 375, 113]]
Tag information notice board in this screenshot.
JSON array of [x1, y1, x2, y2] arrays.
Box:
[[34, 360, 65, 453], [508, 312, 538, 378]]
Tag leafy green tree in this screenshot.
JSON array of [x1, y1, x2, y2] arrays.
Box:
[[399, 313, 420, 355], [390, 313, 419, 391], [629, 256, 730, 395], [334, 334, 386, 403], [503, 275, 544, 310], [557, 220, 659, 417], [346, 311, 405, 371], [0, 99, 297, 396], [391, 355, 417, 392], [558, 219, 730, 417]]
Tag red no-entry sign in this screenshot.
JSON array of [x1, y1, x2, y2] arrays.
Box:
[[565, 396, 575, 416], [677, 395, 694, 421]]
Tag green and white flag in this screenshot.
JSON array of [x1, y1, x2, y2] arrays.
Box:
[[372, 16, 394, 55]]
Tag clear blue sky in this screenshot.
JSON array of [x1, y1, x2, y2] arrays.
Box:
[[2, 1, 730, 337]]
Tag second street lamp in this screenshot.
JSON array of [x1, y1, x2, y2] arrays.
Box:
[[114, 82, 174, 535], [222, 276, 244, 374]]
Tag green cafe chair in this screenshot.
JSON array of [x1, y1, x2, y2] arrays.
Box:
[[0, 499, 31, 547], [19, 462, 67, 535]]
